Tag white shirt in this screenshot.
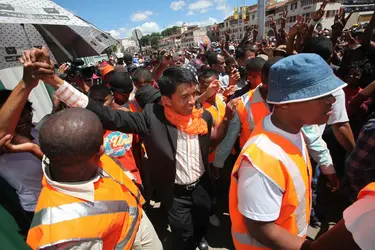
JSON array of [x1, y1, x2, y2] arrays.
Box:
[[318, 89, 349, 134], [175, 130, 205, 185], [238, 115, 307, 221], [344, 194, 375, 250], [42, 157, 101, 203], [0, 128, 42, 212], [219, 74, 229, 89]]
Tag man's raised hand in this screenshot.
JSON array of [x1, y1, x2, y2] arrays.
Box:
[[19, 47, 54, 88]]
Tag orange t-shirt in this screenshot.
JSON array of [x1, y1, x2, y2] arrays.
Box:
[[103, 130, 142, 185]]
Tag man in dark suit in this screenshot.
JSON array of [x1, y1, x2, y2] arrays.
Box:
[[33, 48, 238, 250]]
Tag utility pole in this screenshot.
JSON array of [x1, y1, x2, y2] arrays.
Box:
[[257, 0, 265, 40]]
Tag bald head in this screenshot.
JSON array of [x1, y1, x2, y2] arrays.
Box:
[[39, 108, 103, 162]]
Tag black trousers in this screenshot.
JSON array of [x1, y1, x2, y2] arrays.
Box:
[[167, 176, 212, 250]]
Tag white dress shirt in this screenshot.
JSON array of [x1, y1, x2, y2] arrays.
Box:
[[175, 130, 205, 185]]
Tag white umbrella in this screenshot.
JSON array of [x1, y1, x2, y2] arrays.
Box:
[[0, 0, 118, 69], [0, 0, 118, 122]]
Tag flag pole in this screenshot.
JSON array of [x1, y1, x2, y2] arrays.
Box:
[[257, 0, 265, 40]]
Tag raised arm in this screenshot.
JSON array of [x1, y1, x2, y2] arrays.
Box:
[[42, 75, 150, 136], [361, 10, 375, 49], [0, 48, 54, 138]]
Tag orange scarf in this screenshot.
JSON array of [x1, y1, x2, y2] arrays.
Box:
[[164, 105, 208, 135]]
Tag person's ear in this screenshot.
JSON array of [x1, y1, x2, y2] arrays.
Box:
[[161, 96, 172, 107], [90, 145, 104, 166], [98, 145, 105, 157]]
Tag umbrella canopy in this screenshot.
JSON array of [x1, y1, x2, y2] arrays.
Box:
[[0, 0, 118, 69]]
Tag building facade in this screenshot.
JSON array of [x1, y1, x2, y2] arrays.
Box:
[[119, 38, 138, 54], [218, 0, 373, 40], [181, 26, 208, 48]]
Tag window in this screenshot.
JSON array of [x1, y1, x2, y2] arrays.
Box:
[[252, 14, 255, 20], [301, 0, 313, 7], [290, 2, 298, 11]]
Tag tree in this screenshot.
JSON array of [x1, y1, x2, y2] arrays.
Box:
[[150, 36, 160, 49], [139, 32, 162, 48], [161, 26, 180, 37], [139, 36, 150, 46], [103, 44, 119, 57]]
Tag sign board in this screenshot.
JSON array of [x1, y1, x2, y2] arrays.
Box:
[[132, 29, 143, 40]]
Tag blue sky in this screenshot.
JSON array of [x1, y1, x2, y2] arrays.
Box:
[[54, 0, 256, 39]]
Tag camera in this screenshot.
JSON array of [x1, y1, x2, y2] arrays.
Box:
[[59, 59, 95, 81], [237, 66, 247, 78]]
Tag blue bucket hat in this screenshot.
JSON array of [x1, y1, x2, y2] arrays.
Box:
[[267, 54, 347, 104]]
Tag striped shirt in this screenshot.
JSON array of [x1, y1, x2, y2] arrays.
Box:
[[55, 81, 205, 185]]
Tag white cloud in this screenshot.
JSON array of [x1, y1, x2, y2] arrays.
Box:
[[136, 22, 160, 35], [188, 0, 213, 15], [169, 17, 218, 28], [131, 10, 153, 22], [215, 0, 232, 17], [106, 21, 160, 39], [199, 17, 218, 26], [174, 21, 184, 26], [108, 29, 121, 39], [170, 0, 186, 11]]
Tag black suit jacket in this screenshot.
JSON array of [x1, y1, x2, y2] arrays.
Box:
[[86, 99, 214, 209]]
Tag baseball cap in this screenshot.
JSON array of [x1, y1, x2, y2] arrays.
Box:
[[109, 72, 134, 94], [267, 54, 347, 104], [101, 65, 114, 77]]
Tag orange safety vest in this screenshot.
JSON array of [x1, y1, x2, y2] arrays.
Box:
[[27, 154, 145, 250], [358, 182, 375, 200], [236, 85, 270, 149], [203, 94, 226, 163], [229, 118, 312, 250]]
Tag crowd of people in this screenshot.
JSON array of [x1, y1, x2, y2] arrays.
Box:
[[0, 2, 375, 250]]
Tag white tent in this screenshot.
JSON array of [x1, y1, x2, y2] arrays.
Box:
[[0, 0, 118, 122]]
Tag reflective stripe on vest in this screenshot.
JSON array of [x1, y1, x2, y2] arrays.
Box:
[[38, 238, 102, 250], [115, 204, 139, 250], [237, 86, 270, 148], [242, 134, 309, 234], [229, 120, 311, 250], [30, 200, 135, 229]]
